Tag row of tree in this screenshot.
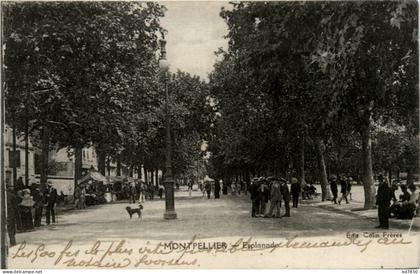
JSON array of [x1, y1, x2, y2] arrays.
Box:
[[4, 2, 210, 190], [207, 1, 418, 208]]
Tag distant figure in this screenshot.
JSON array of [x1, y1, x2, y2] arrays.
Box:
[[249, 178, 260, 217], [257, 179, 269, 216], [290, 178, 301, 208], [129, 183, 137, 204], [280, 179, 291, 217], [222, 180, 228, 195], [214, 180, 221, 199], [265, 179, 282, 218], [347, 177, 353, 200], [19, 189, 34, 231], [158, 184, 164, 199], [338, 176, 349, 204], [205, 181, 211, 199], [32, 186, 44, 227], [139, 182, 146, 202], [376, 175, 392, 229], [44, 181, 58, 225], [330, 176, 338, 204], [7, 185, 18, 246]]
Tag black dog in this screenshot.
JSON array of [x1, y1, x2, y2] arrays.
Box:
[[126, 204, 143, 219]]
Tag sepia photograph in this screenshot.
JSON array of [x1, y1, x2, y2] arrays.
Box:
[[0, 0, 419, 270]]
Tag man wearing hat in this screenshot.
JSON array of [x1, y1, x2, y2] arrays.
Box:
[[44, 181, 58, 225], [280, 178, 291, 217], [290, 178, 301, 208], [249, 178, 260, 217], [257, 178, 270, 216], [376, 175, 392, 229]]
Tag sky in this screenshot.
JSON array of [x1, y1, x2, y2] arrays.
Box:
[[160, 1, 230, 81]]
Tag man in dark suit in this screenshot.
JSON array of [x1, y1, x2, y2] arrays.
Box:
[[32, 185, 44, 227], [7, 185, 18, 246], [214, 180, 221, 199], [376, 175, 392, 229], [44, 181, 58, 225], [249, 178, 259, 217], [257, 178, 269, 216], [280, 178, 291, 217], [290, 178, 301, 208]]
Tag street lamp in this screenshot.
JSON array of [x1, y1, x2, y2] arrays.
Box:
[[159, 33, 177, 220]]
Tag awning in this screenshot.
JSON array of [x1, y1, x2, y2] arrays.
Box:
[[204, 175, 215, 182], [78, 171, 108, 184], [106, 176, 125, 184]]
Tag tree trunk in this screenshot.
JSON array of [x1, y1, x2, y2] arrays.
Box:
[[155, 168, 159, 187], [74, 147, 83, 191], [97, 148, 106, 175], [116, 156, 121, 176], [316, 138, 331, 201], [40, 126, 50, 191], [144, 169, 148, 185], [361, 123, 376, 209], [24, 119, 29, 186], [151, 170, 154, 186], [298, 135, 305, 185], [12, 120, 17, 186], [129, 163, 134, 177], [106, 156, 111, 176]]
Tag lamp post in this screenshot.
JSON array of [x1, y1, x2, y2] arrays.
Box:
[[159, 33, 177, 220]]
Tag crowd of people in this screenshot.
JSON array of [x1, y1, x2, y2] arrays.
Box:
[[6, 178, 62, 246], [329, 175, 352, 205], [376, 175, 419, 229], [248, 177, 301, 218]]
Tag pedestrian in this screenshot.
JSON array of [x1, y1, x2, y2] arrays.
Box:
[[257, 178, 269, 216], [19, 188, 34, 231], [139, 182, 146, 202], [376, 175, 392, 229], [214, 180, 221, 199], [280, 179, 291, 217], [6, 185, 18, 246], [80, 185, 87, 209], [347, 177, 353, 201], [330, 175, 338, 204], [265, 179, 282, 218], [249, 178, 260, 217], [129, 183, 137, 204], [32, 186, 44, 227], [188, 182, 193, 197], [205, 181, 211, 199], [222, 180, 228, 195], [158, 184, 164, 199], [338, 176, 349, 205], [44, 181, 58, 225], [290, 178, 301, 208], [231, 182, 236, 196], [149, 184, 155, 200]]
